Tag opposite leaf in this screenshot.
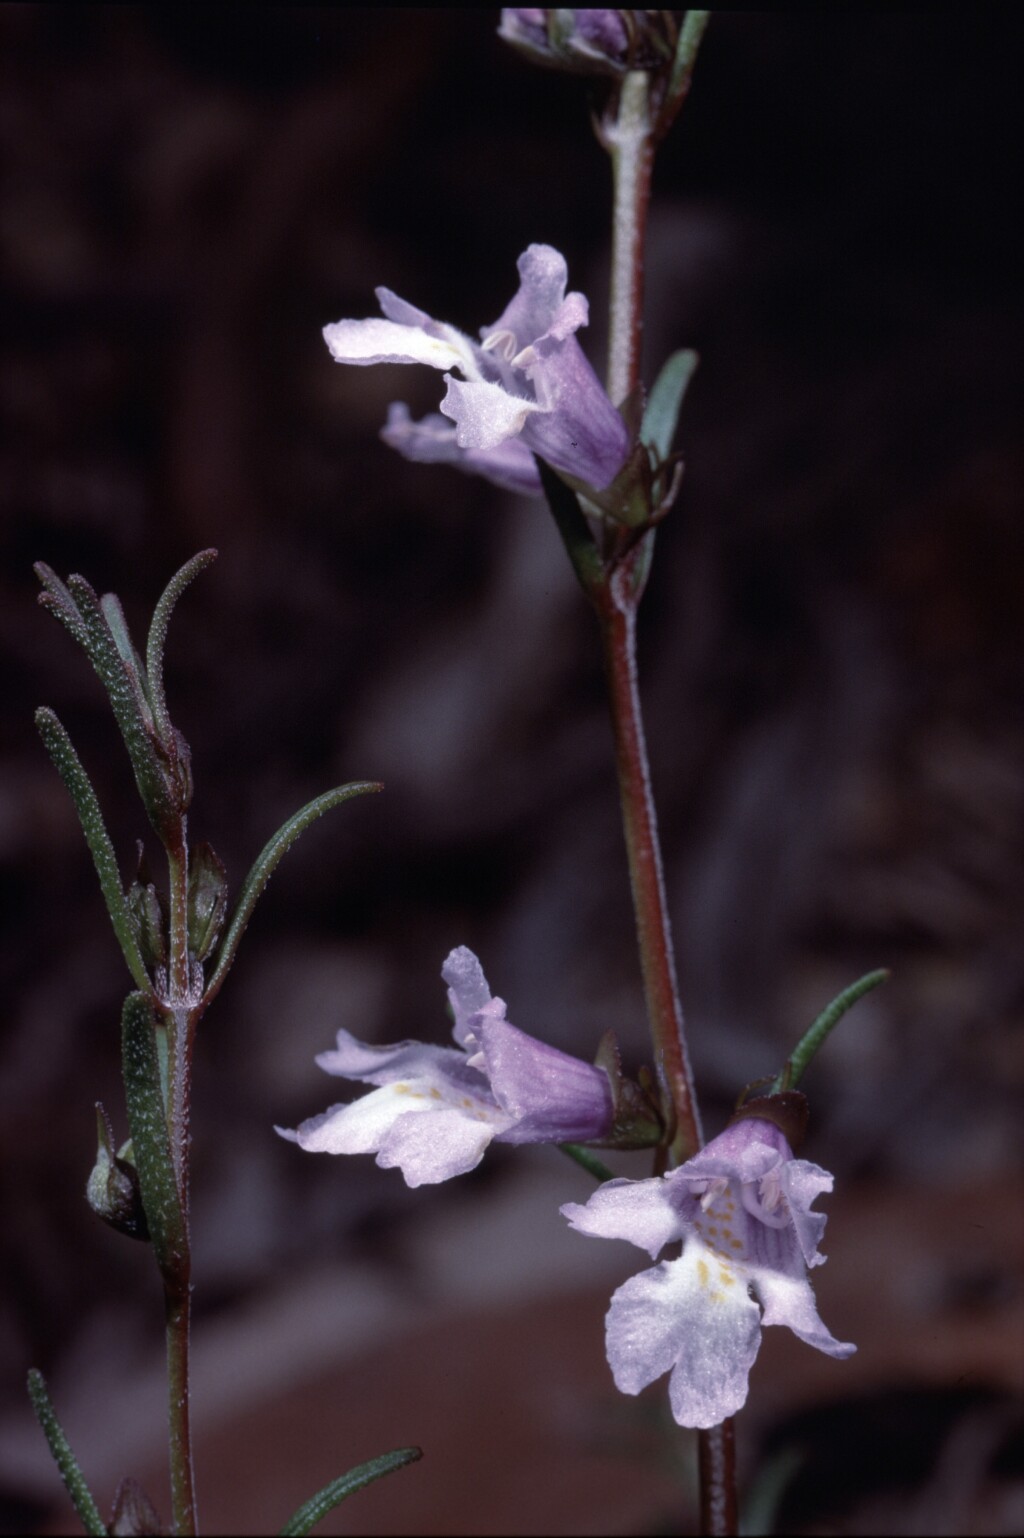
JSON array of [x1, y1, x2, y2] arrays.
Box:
[[202, 781, 381, 1005], [278, 1447, 422, 1537], [26, 1370, 108, 1537], [34, 708, 151, 993], [144, 549, 217, 746]]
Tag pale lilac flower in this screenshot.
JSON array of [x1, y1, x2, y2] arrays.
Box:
[[277, 946, 613, 1187], [323, 243, 630, 497], [561, 1116, 855, 1429], [499, 10, 631, 75]]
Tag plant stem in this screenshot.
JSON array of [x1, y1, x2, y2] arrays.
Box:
[[162, 837, 198, 1534], [600, 45, 737, 1536], [595, 561, 701, 1164], [699, 1420, 738, 1536], [606, 69, 655, 407], [165, 1282, 197, 1536]]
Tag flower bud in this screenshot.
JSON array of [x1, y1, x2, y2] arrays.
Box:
[[187, 840, 228, 963], [110, 1477, 162, 1536], [86, 1105, 149, 1241], [126, 844, 167, 973]]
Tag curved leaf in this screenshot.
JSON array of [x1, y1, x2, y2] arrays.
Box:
[[35, 708, 151, 993], [278, 1448, 422, 1536], [27, 1369, 108, 1536], [772, 968, 890, 1092], [37, 567, 175, 835], [145, 550, 217, 745], [203, 781, 382, 1004]]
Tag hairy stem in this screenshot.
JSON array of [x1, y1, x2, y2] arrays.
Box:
[[165, 1282, 196, 1536], [699, 1420, 738, 1536], [601, 40, 737, 1535], [606, 70, 655, 407], [162, 836, 198, 1533], [595, 559, 701, 1163]]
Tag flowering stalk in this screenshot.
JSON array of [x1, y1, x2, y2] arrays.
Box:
[[596, 21, 738, 1534]]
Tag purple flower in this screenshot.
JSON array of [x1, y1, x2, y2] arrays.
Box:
[[561, 1117, 855, 1428], [277, 946, 613, 1187], [498, 10, 631, 75], [323, 243, 630, 497]]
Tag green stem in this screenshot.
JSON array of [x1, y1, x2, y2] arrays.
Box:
[[606, 70, 655, 407], [162, 834, 198, 1534]]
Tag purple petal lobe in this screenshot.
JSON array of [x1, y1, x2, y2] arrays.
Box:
[[377, 1105, 500, 1187], [375, 287, 433, 328], [440, 375, 541, 450], [315, 1029, 471, 1087], [606, 1250, 763, 1429], [486, 244, 571, 348], [752, 1268, 856, 1358], [562, 1175, 684, 1260], [382, 404, 543, 496], [323, 318, 463, 371], [441, 946, 506, 1048]]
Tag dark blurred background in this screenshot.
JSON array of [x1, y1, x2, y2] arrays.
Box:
[[1, 9, 1021, 1535]]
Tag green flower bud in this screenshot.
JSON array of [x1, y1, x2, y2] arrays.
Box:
[[187, 841, 228, 963], [85, 1105, 149, 1241]]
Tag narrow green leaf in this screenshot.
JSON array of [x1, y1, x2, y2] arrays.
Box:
[[121, 993, 186, 1279], [99, 593, 149, 711], [278, 1448, 422, 1537], [35, 708, 151, 993], [667, 11, 711, 106], [34, 563, 91, 649], [534, 456, 605, 598], [59, 575, 175, 835], [559, 1143, 615, 1183], [772, 969, 890, 1093], [641, 349, 698, 463], [145, 550, 217, 745], [203, 781, 382, 1004], [65, 577, 152, 731], [26, 1369, 108, 1537]]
